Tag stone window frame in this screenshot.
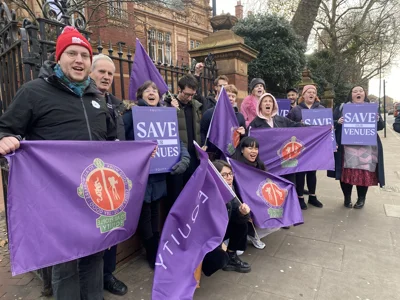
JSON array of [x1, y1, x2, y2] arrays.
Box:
[[148, 29, 172, 65]]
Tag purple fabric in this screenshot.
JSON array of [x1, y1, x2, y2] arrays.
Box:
[[132, 106, 180, 174], [302, 108, 336, 151], [276, 99, 291, 117], [249, 125, 334, 175], [6, 140, 156, 276], [129, 39, 169, 100], [341, 103, 378, 146], [207, 88, 240, 156], [229, 159, 303, 228], [152, 144, 234, 300]]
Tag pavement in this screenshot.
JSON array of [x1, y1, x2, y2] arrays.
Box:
[[1, 125, 400, 300]]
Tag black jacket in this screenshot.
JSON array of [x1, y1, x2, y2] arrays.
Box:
[[0, 61, 116, 141], [249, 115, 302, 129], [327, 103, 385, 187], [105, 93, 126, 141], [394, 113, 400, 133], [287, 101, 325, 123]]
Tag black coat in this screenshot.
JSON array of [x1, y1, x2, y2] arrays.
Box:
[[249, 115, 303, 129], [0, 61, 116, 141], [327, 103, 385, 187], [105, 93, 126, 141], [287, 101, 325, 123]]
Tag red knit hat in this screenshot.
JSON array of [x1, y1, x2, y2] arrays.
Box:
[[55, 26, 93, 62]]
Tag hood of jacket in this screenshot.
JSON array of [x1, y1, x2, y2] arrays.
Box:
[[256, 93, 278, 120], [38, 60, 100, 96]]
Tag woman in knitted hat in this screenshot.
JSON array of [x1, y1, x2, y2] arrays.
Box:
[[240, 78, 266, 127], [328, 86, 385, 209], [287, 85, 325, 209]]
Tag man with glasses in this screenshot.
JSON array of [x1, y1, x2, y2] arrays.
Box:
[[164, 75, 202, 211], [0, 26, 116, 300]]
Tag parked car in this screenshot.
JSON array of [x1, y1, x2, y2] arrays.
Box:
[[388, 109, 394, 115]]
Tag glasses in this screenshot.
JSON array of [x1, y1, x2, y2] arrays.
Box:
[[181, 91, 196, 97], [221, 172, 234, 179], [64, 51, 91, 61]]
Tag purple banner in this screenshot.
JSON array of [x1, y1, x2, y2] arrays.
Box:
[[132, 106, 180, 174], [249, 125, 334, 175], [6, 140, 156, 276], [229, 159, 303, 228], [129, 39, 169, 100], [207, 88, 240, 156], [341, 103, 378, 146], [152, 144, 234, 300], [302, 108, 336, 151], [276, 99, 291, 117]]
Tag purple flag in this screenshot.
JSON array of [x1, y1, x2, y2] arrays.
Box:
[[129, 39, 169, 100], [302, 108, 336, 151], [132, 106, 180, 174], [249, 125, 334, 175], [229, 159, 303, 228], [341, 103, 378, 146], [152, 143, 235, 300], [6, 140, 156, 276], [207, 88, 240, 156], [276, 99, 291, 117]]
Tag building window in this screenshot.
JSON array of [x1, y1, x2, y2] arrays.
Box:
[[108, 0, 127, 19], [148, 29, 173, 64], [190, 40, 201, 49]]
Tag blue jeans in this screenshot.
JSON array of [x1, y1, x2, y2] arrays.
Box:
[[52, 251, 104, 300]]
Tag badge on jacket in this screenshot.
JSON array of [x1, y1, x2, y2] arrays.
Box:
[[92, 100, 100, 109]]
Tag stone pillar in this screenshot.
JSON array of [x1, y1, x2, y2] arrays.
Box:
[[298, 68, 316, 95], [188, 18, 258, 107], [321, 82, 334, 108]]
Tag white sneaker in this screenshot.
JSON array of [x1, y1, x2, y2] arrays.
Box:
[[247, 235, 266, 249], [236, 250, 244, 256]]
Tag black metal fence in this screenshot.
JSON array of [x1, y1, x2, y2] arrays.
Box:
[[0, 0, 217, 109]]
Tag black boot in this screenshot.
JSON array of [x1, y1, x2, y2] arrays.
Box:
[[222, 251, 251, 273], [308, 195, 323, 208], [353, 197, 365, 209], [299, 197, 308, 210], [344, 195, 352, 208], [104, 275, 128, 296], [143, 236, 159, 269]]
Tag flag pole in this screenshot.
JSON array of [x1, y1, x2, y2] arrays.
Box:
[[167, 91, 180, 112]]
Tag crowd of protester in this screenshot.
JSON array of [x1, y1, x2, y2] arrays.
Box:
[[0, 27, 386, 300]]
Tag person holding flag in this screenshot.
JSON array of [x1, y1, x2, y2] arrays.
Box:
[[232, 137, 266, 249], [201, 160, 252, 276], [123, 80, 190, 269], [201, 85, 246, 160], [0, 26, 118, 300], [151, 143, 239, 299]]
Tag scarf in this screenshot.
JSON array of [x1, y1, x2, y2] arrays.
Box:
[[54, 64, 90, 97]]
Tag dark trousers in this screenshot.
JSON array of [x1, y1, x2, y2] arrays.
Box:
[[103, 246, 117, 281], [226, 221, 248, 251], [202, 220, 248, 276], [52, 251, 104, 300], [296, 171, 317, 196], [138, 200, 160, 240], [282, 173, 296, 185], [340, 181, 368, 199]]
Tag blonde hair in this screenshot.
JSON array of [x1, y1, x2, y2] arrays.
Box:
[[225, 84, 238, 95], [123, 100, 136, 110]]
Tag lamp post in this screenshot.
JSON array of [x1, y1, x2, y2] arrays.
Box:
[[212, 0, 217, 17]]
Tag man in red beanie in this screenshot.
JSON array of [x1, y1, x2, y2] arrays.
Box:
[[0, 26, 116, 300]]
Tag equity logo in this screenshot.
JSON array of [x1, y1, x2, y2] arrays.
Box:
[[77, 158, 132, 233], [277, 136, 305, 168], [227, 126, 240, 155], [256, 179, 288, 218]]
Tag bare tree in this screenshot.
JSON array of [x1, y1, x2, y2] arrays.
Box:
[[291, 0, 322, 43]]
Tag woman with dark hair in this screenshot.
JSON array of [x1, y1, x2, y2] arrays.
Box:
[[202, 160, 251, 276], [232, 136, 266, 249], [123, 80, 191, 268], [328, 85, 385, 208], [287, 85, 324, 210]]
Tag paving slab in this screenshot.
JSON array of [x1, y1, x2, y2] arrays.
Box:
[[275, 235, 344, 271], [384, 204, 400, 218]]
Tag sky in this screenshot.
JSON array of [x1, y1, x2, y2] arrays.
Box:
[[214, 0, 400, 102]]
